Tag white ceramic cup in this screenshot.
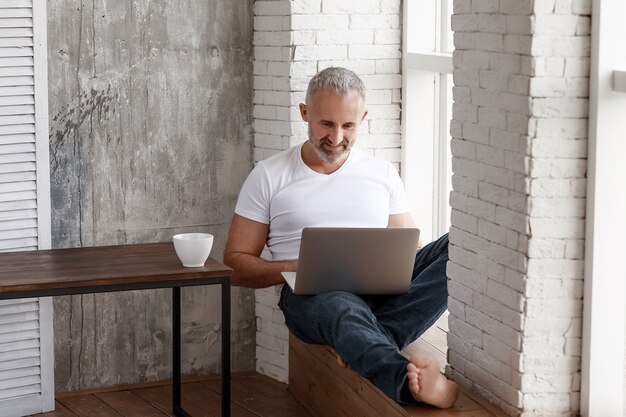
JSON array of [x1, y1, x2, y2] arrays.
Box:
[[172, 233, 214, 267]]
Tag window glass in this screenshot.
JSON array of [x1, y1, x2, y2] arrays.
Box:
[[402, 0, 453, 242]]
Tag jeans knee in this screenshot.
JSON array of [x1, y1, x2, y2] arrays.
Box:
[[315, 290, 363, 312], [281, 290, 373, 345], [320, 292, 376, 332]]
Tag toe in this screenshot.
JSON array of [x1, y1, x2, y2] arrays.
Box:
[[410, 353, 434, 369]]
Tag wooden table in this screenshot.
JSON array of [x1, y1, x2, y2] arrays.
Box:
[[0, 242, 232, 417]]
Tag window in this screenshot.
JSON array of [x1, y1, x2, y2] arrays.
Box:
[[400, 0, 454, 367], [581, 0, 626, 415], [402, 0, 453, 243]]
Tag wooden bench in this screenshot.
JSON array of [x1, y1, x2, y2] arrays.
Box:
[[288, 333, 507, 417]]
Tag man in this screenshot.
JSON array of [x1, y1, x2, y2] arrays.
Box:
[[224, 67, 459, 408]]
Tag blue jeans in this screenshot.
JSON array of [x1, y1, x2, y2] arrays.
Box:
[[278, 233, 449, 404]]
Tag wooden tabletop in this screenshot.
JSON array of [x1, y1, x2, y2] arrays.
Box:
[[0, 242, 232, 295]]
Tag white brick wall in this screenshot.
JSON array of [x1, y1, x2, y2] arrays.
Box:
[[253, 0, 402, 382], [448, 1, 589, 415], [254, 285, 289, 382]]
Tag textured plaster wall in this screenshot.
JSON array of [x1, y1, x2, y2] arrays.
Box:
[[47, 0, 256, 391]]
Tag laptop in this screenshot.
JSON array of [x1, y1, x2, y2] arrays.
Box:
[[281, 227, 420, 295]]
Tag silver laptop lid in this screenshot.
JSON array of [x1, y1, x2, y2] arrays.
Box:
[[289, 227, 420, 295]]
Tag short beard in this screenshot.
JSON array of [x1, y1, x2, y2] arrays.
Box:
[[309, 136, 353, 164]]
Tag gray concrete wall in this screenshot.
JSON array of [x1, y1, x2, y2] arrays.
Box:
[[47, 0, 255, 391]]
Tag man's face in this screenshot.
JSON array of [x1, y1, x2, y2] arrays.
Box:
[[300, 88, 368, 164]]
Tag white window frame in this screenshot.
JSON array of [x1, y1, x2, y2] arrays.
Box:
[[33, 0, 54, 412], [34, 0, 51, 249], [401, 0, 453, 243], [581, 0, 626, 415]]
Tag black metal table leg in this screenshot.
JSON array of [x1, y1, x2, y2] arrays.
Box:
[[173, 286, 192, 417], [172, 281, 229, 417], [222, 280, 231, 417], [173, 286, 181, 411]]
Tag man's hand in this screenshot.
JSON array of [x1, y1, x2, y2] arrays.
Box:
[[329, 348, 349, 369], [388, 212, 422, 248]]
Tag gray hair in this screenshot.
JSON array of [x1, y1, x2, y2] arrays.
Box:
[[305, 67, 366, 106]]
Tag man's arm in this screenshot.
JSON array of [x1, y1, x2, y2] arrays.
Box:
[[388, 212, 423, 248], [223, 213, 297, 288]]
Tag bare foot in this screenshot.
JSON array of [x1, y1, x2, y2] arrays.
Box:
[[406, 354, 459, 408]]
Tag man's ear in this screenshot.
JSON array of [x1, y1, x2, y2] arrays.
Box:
[[299, 103, 308, 122]]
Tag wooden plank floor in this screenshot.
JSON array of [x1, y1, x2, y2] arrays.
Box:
[[30, 312, 500, 417], [29, 369, 504, 417], [26, 372, 502, 417], [29, 372, 313, 417]]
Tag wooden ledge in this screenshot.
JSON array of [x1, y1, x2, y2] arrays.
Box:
[[288, 334, 508, 417]]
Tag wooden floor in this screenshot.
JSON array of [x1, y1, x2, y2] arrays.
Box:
[[29, 370, 503, 417], [30, 313, 500, 417], [30, 372, 313, 417]]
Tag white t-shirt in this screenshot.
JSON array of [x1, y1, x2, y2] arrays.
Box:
[[235, 143, 410, 261]]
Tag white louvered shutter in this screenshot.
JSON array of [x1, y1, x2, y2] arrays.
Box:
[[0, 1, 53, 416]]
